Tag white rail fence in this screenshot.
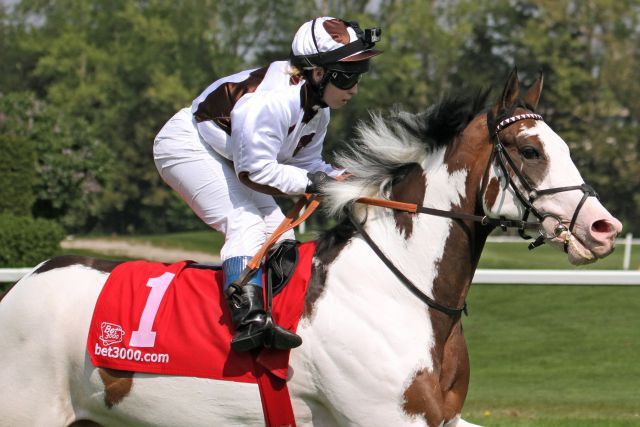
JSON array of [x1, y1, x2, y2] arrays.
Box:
[[2, 234, 639, 285], [472, 269, 640, 285], [0, 268, 32, 282], [2, 268, 640, 286]]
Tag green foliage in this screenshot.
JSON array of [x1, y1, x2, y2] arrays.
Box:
[[0, 92, 113, 231], [0, 133, 36, 216], [0, 1, 638, 234], [0, 213, 65, 267]]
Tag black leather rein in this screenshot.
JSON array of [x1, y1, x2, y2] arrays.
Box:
[[347, 209, 468, 317]]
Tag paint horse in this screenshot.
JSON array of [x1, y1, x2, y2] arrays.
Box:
[[0, 70, 621, 427]]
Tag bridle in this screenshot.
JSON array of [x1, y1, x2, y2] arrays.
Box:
[[487, 111, 599, 252], [348, 110, 599, 317]]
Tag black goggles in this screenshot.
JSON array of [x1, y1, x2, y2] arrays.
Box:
[[328, 70, 363, 90]]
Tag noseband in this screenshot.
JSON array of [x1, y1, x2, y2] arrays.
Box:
[[488, 112, 599, 252]]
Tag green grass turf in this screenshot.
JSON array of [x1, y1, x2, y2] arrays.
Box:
[[461, 284, 640, 426], [71, 230, 317, 256], [477, 239, 640, 271], [79, 231, 227, 254]]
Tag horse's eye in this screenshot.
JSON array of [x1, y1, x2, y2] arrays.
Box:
[[519, 146, 540, 160]]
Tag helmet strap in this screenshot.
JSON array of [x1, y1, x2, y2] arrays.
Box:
[[303, 68, 329, 108]]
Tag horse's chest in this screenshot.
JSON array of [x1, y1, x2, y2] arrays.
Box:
[[293, 273, 436, 422]]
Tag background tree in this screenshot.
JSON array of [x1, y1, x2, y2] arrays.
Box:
[[1, 0, 637, 234], [0, 91, 65, 265]]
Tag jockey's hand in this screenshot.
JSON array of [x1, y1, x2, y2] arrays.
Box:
[[336, 172, 353, 181], [305, 171, 336, 195]]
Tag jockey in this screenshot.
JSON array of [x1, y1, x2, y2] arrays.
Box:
[[153, 17, 382, 352]]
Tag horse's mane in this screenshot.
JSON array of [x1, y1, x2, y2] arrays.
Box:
[[323, 89, 490, 217]]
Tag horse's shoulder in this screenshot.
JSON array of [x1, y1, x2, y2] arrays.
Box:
[[304, 220, 356, 318], [33, 255, 122, 276]]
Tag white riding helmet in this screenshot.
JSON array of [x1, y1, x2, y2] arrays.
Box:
[[290, 17, 382, 74]]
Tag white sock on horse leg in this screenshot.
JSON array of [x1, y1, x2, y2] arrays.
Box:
[[444, 415, 484, 427]]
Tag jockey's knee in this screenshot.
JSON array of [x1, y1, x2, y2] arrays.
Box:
[[278, 229, 296, 243], [221, 214, 269, 260]]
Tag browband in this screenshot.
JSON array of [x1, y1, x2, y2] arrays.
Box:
[[495, 113, 544, 133]]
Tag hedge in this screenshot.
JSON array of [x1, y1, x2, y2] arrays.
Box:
[[0, 134, 36, 216], [0, 213, 65, 267]]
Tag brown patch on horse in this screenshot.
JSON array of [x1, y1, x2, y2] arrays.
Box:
[[403, 322, 470, 426], [439, 322, 470, 422], [403, 369, 444, 426], [98, 368, 134, 409], [390, 163, 426, 239], [33, 255, 121, 275], [484, 177, 500, 210], [513, 123, 549, 186], [492, 120, 550, 190], [304, 163, 426, 318], [444, 116, 488, 174], [403, 178, 487, 424]]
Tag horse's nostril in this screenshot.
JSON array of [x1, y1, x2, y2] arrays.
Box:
[[592, 219, 613, 234]]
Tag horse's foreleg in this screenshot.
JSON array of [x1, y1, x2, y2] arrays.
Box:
[[440, 322, 476, 427]]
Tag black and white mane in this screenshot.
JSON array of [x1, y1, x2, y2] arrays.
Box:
[[324, 91, 490, 216]]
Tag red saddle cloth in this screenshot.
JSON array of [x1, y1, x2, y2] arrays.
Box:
[[87, 241, 316, 426]]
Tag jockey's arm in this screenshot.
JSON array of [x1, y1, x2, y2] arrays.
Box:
[[231, 93, 324, 196], [237, 172, 287, 196], [286, 125, 346, 179]]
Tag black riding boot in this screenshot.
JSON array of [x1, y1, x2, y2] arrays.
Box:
[[225, 283, 302, 352]]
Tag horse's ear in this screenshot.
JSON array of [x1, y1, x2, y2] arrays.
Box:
[[523, 71, 544, 111], [495, 67, 520, 111]]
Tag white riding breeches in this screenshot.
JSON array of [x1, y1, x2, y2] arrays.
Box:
[[153, 108, 295, 261]]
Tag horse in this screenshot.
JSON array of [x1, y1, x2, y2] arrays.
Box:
[[0, 69, 622, 427]]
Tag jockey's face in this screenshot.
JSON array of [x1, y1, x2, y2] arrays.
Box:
[[323, 80, 358, 108], [312, 68, 359, 109]]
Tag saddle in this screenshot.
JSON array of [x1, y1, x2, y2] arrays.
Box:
[[87, 239, 316, 378], [190, 238, 299, 296], [264, 238, 299, 295], [87, 240, 315, 427]]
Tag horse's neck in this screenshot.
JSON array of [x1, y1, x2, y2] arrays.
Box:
[[345, 146, 488, 318]]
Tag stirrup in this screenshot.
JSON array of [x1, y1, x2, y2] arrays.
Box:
[[230, 323, 269, 353], [230, 314, 302, 352], [262, 314, 302, 350]]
